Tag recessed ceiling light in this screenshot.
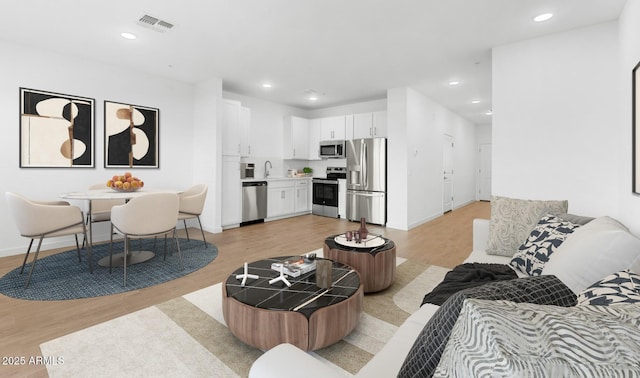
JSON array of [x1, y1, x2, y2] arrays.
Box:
[[448, 80, 460, 86], [485, 110, 493, 116], [534, 13, 553, 22], [262, 83, 273, 89], [471, 100, 480, 104], [121, 32, 137, 40]]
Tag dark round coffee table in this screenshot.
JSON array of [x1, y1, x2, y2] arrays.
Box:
[[222, 256, 363, 351], [324, 235, 396, 293]]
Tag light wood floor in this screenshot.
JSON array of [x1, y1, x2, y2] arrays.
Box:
[[0, 201, 489, 377]]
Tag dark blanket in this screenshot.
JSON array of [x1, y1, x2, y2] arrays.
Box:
[[421, 263, 518, 306], [398, 275, 577, 378]]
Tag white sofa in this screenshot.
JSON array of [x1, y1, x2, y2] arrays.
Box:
[[249, 219, 511, 378], [250, 214, 640, 377]]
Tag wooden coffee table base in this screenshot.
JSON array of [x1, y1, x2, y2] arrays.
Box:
[[223, 284, 363, 351], [324, 240, 396, 293]]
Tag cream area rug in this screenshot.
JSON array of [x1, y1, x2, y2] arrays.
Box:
[[40, 249, 449, 377]]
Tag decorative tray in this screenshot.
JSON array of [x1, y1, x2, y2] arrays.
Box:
[[334, 234, 385, 248]]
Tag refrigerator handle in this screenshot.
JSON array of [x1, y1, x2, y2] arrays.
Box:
[[362, 142, 367, 188]]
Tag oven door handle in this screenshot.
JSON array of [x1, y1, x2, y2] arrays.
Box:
[[313, 179, 339, 184]]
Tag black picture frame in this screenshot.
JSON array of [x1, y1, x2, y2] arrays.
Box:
[[19, 88, 95, 168], [633, 61, 640, 193], [104, 100, 159, 169]]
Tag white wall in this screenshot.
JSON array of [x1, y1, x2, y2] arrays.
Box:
[[492, 22, 620, 218], [617, 0, 640, 234], [0, 40, 201, 257], [194, 78, 224, 233], [387, 87, 478, 230]]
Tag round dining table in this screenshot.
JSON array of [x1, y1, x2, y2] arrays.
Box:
[[59, 188, 180, 267]]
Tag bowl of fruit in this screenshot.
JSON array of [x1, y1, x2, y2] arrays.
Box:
[[106, 172, 144, 192]]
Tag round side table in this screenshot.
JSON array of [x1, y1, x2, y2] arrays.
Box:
[[323, 235, 396, 293]]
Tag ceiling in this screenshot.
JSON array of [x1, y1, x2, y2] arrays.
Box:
[[0, 1, 627, 125]]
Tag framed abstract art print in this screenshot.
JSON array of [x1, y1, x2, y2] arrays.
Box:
[[104, 101, 159, 168], [19, 88, 95, 168]]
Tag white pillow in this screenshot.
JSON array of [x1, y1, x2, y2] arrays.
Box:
[[542, 216, 640, 294]]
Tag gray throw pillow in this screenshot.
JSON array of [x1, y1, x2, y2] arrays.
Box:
[[486, 196, 568, 257]]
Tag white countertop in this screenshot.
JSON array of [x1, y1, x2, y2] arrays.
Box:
[[241, 176, 313, 182]]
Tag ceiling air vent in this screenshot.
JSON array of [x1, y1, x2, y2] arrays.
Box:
[[137, 14, 174, 33]]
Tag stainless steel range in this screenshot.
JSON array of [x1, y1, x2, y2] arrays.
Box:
[[312, 167, 346, 218]]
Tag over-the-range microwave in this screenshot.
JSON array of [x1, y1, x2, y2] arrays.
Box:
[[319, 140, 346, 159]]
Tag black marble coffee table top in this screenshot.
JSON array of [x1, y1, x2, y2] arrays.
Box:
[[224, 256, 360, 319]]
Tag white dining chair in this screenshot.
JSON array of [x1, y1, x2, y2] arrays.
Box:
[[177, 184, 208, 247], [5, 192, 93, 288], [109, 192, 183, 286]]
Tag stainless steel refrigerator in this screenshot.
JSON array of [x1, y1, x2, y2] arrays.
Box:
[[346, 138, 387, 225]]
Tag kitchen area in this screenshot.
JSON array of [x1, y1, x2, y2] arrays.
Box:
[[220, 96, 388, 230]]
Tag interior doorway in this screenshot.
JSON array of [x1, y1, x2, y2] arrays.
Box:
[[443, 134, 454, 213]]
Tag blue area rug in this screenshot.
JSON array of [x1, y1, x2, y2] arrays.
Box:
[[0, 238, 217, 301]]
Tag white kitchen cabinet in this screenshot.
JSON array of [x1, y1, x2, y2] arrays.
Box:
[[353, 112, 374, 139], [338, 178, 346, 218], [222, 156, 242, 227], [267, 179, 311, 219], [307, 118, 322, 160], [295, 180, 309, 212], [372, 110, 387, 137], [240, 106, 251, 156], [221, 99, 241, 156], [352, 111, 387, 139], [267, 182, 295, 218], [320, 116, 346, 141], [283, 116, 309, 159]]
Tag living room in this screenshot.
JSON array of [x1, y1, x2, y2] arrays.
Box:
[[2, 0, 640, 376]]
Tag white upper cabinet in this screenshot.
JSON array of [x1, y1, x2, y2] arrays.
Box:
[[372, 110, 387, 137], [353, 112, 374, 139], [221, 99, 242, 156], [320, 116, 346, 141], [283, 116, 309, 159], [240, 106, 251, 156], [352, 111, 387, 139], [308, 118, 322, 160]]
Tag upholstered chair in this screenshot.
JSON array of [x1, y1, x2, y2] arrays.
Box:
[[177, 184, 208, 247], [109, 192, 183, 286], [5, 192, 92, 288]]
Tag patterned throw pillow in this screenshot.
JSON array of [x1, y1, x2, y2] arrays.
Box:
[[577, 270, 640, 306], [510, 214, 580, 276], [486, 196, 568, 257]]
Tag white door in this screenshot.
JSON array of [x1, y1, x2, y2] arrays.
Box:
[[479, 143, 492, 201], [443, 135, 454, 213]]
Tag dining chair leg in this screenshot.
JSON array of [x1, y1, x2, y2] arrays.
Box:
[[163, 234, 168, 261], [196, 216, 207, 248], [82, 214, 90, 249], [123, 236, 128, 286], [20, 239, 34, 274], [173, 229, 184, 270], [25, 236, 44, 288], [74, 235, 82, 263], [109, 224, 114, 274], [183, 220, 191, 241], [82, 221, 93, 273]]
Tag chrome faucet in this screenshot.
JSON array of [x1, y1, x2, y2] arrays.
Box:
[[264, 160, 272, 178]]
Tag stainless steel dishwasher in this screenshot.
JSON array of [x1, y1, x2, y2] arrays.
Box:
[[241, 181, 267, 225]]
